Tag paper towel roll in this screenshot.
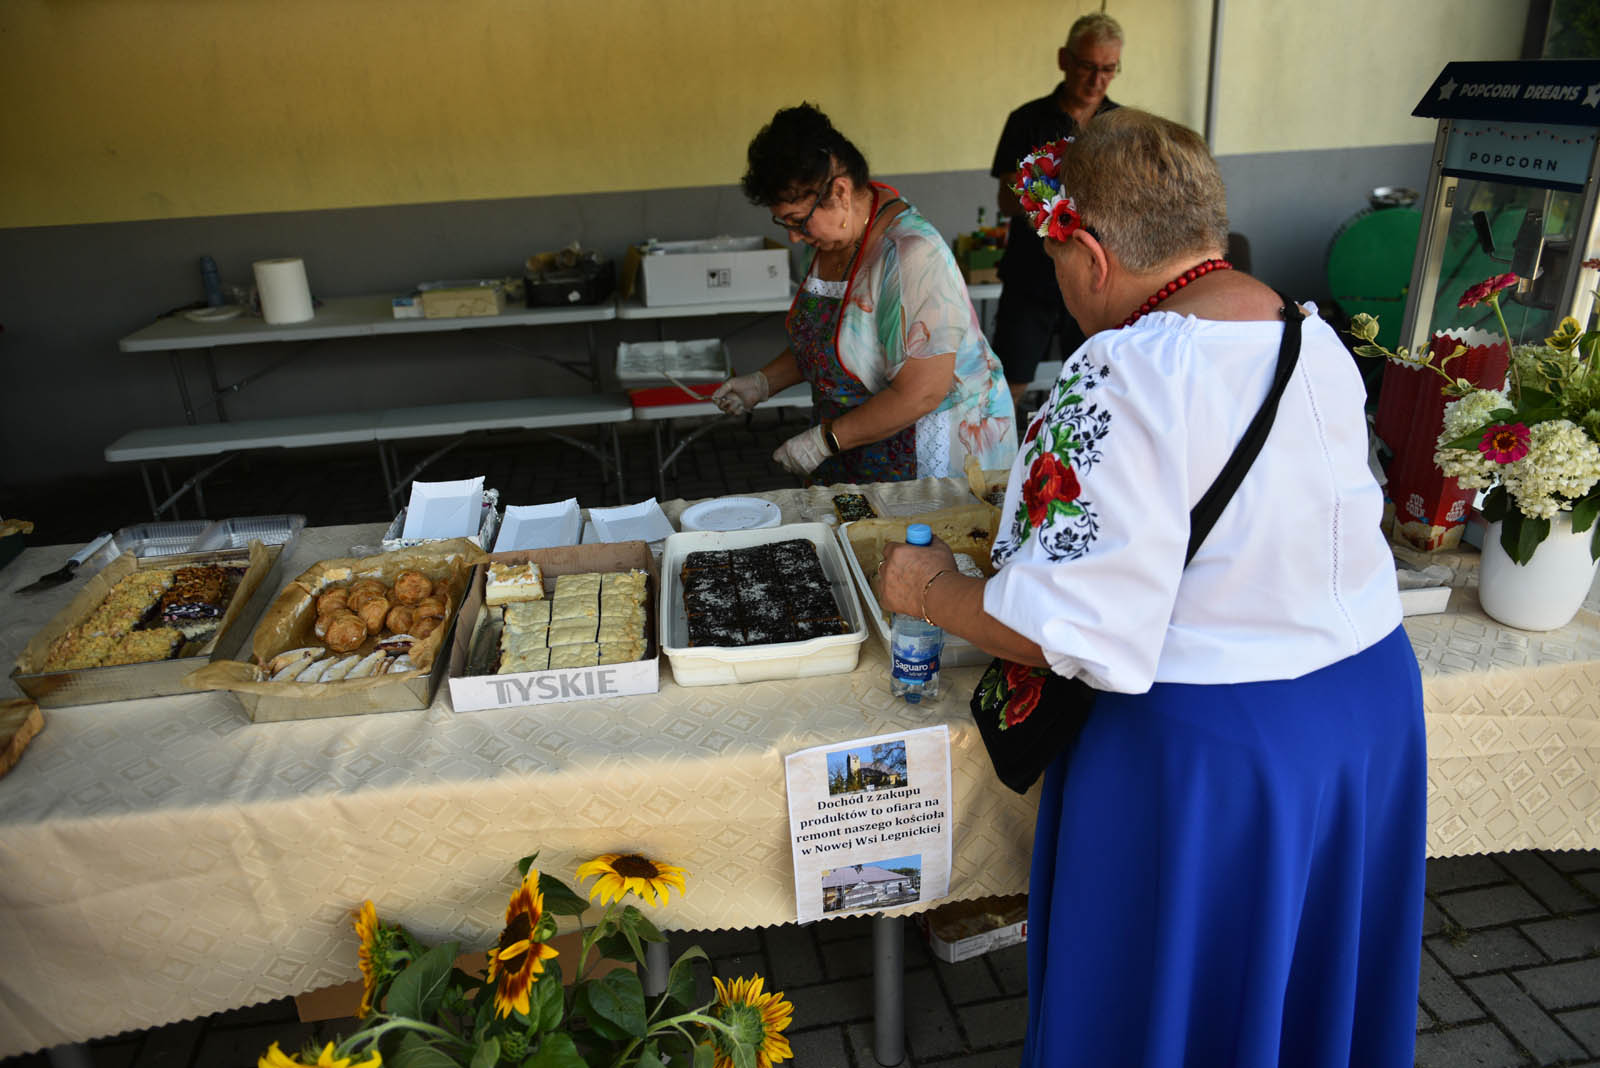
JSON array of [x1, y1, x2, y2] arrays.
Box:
[[253, 257, 314, 324]]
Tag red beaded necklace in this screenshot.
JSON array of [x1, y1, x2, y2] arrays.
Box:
[[1120, 258, 1232, 328]]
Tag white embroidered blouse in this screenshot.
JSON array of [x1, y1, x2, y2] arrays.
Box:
[[983, 304, 1403, 694]]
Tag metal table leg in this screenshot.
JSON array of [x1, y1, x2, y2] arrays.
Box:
[[873, 913, 906, 1066], [640, 939, 670, 997], [170, 350, 197, 424]]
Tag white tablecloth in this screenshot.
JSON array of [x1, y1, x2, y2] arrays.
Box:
[[1, 488, 1598, 1055]]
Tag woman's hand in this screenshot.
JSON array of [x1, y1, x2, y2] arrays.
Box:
[[712, 371, 771, 416], [880, 536, 958, 619], [772, 425, 830, 475]]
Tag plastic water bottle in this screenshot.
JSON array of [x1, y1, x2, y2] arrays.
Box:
[[890, 523, 944, 703], [200, 255, 224, 307]]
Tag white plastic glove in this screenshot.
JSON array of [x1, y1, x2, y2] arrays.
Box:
[[711, 370, 770, 415], [773, 425, 831, 476]]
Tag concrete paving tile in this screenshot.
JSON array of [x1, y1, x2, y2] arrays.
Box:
[[1438, 885, 1551, 929], [1545, 851, 1600, 874], [130, 1017, 206, 1066], [1419, 947, 1486, 1025], [1581, 873, 1600, 905], [1559, 1006, 1600, 1057], [1428, 854, 1512, 894], [1418, 1002, 1434, 1032], [1499, 851, 1598, 914], [931, 954, 1002, 1004], [955, 996, 1028, 1050], [788, 975, 877, 1028], [194, 1020, 321, 1068], [785, 1025, 849, 1068], [986, 942, 1028, 997], [1464, 973, 1586, 1065], [847, 1020, 920, 1068], [1427, 926, 1546, 975], [687, 926, 764, 960], [1516, 958, 1600, 1012], [1413, 1021, 1527, 1068], [914, 1051, 1024, 1068], [764, 923, 825, 988], [711, 951, 772, 990], [1423, 896, 1449, 936], [1521, 913, 1600, 961], [903, 968, 970, 1059]]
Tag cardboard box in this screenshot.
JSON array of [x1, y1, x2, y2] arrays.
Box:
[[956, 232, 1005, 285], [295, 928, 633, 1022], [11, 544, 283, 709], [447, 541, 660, 712], [420, 282, 506, 319], [915, 894, 1028, 964], [183, 541, 484, 722], [621, 237, 791, 307]]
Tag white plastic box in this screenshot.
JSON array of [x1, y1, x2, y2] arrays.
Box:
[[659, 523, 867, 687], [625, 237, 791, 306], [835, 522, 993, 669]]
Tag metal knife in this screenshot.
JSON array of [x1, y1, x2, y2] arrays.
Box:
[[15, 532, 114, 595]]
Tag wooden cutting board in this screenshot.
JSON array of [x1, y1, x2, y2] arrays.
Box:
[[0, 698, 43, 777]]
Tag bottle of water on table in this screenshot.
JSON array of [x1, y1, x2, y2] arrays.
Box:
[[890, 523, 943, 703]]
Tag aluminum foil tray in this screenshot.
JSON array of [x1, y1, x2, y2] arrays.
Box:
[[615, 339, 730, 388], [113, 520, 210, 558], [382, 489, 500, 552], [191, 514, 306, 553]]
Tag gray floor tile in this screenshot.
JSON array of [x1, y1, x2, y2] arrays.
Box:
[[1428, 854, 1512, 894], [1427, 926, 1546, 975], [1499, 850, 1598, 914], [1419, 947, 1486, 1025], [1521, 913, 1600, 961], [1516, 958, 1600, 1012], [1463, 973, 1586, 1065], [1413, 1022, 1528, 1068], [786, 1025, 850, 1067], [847, 1020, 920, 1068], [954, 997, 1028, 1051], [1561, 1006, 1600, 1057], [765, 923, 825, 988], [931, 954, 1002, 1004], [1438, 884, 1551, 929]]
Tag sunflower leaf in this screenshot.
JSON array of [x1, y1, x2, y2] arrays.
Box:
[[537, 873, 590, 917], [517, 853, 540, 878], [636, 1042, 668, 1068], [535, 971, 565, 1033], [522, 1032, 588, 1068], [586, 969, 649, 1038], [468, 1038, 500, 1068], [664, 946, 709, 1010], [389, 1033, 460, 1068], [622, 907, 665, 945], [573, 981, 629, 1041], [692, 1043, 717, 1068], [387, 942, 459, 1022]]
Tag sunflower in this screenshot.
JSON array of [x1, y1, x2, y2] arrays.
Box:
[[258, 1041, 381, 1068], [575, 853, 689, 906], [705, 975, 794, 1068], [353, 900, 381, 1018], [486, 871, 560, 1019]]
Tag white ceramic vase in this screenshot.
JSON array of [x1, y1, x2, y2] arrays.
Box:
[[1479, 513, 1600, 631]]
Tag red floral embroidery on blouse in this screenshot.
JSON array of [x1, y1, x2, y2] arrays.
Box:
[[1002, 661, 1047, 726], [1023, 453, 1080, 528]]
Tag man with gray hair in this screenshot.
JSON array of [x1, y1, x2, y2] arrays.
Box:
[[989, 13, 1124, 405]]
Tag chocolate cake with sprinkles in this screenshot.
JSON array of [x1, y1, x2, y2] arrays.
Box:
[[681, 538, 848, 647]]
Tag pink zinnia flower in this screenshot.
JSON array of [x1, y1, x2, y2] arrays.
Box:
[[1478, 422, 1531, 463], [1458, 273, 1519, 309]]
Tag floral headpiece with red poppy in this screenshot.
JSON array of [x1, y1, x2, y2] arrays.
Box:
[[1012, 138, 1089, 242]]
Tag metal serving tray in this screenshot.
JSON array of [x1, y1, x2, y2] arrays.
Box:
[[113, 520, 210, 558], [190, 514, 306, 553]]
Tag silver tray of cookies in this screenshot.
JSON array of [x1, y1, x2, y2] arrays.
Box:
[[10, 543, 290, 708]]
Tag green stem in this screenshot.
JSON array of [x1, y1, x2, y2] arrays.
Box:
[[605, 1011, 742, 1068], [1492, 294, 1519, 405], [345, 1016, 471, 1051]]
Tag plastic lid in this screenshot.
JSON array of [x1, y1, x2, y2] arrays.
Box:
[[906, 522, 933, 546]]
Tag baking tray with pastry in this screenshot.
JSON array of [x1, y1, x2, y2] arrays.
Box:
[[185, 539, 485, 722], [11, 541, 288, 708], [447, 541, 660, 711]]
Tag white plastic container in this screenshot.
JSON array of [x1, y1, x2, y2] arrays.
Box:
[[836, 523, 993, 669], [659, 523, 867, 687]]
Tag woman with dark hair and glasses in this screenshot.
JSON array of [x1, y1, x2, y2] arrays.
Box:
[[713, 102, 1016, 483]]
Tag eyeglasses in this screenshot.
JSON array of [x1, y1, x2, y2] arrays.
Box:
[[1068, 55, 1121, 77], [772, 184, 830, 234]]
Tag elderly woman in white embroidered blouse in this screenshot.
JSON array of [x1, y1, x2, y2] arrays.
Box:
[[880, 109, 1426, 1068], [712, 103, 1016, 483]]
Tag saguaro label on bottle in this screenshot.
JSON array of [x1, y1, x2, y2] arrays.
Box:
[[892, 649, 940, 682]]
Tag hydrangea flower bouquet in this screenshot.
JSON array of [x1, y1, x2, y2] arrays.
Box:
[[259, 853, 793, 1068], [1350, 273, 1600, 565]]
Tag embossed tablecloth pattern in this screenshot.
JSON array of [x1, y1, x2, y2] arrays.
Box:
[[1, 495, 1597, 1055]]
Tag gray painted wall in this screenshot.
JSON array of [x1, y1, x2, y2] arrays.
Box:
[[0, 142, 1432, 493]]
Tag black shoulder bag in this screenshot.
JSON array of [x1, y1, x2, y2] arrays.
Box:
[[970, 294, 1305, 795]]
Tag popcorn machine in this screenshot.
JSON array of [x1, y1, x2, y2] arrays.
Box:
[[1379, 58, 1600, 550]]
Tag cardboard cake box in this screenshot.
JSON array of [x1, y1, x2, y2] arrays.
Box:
[[447, 541, 660, 712], [11, 542, 283, 709], [915, 894, 1028, 964], [621, 237, 791, 307], [184, 539, 485, 722]]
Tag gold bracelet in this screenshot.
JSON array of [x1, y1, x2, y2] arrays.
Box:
[[920, 568, 955, 625]]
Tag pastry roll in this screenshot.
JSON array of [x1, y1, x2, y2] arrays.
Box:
[[393, 570, 433, 605], [324, 612, 368, 653], [316, 587, 350, 616], [357, 596, 391, 634]]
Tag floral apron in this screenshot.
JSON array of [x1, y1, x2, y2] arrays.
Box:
[[787, 190, 918, 484]]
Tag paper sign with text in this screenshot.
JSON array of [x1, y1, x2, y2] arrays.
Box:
[[784, 726, 952, 924]]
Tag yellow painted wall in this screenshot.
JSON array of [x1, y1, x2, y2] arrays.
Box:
[[1, 0, 1527, 229]]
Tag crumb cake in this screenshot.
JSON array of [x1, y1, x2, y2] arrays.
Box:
[[494, 570, 648, 674]]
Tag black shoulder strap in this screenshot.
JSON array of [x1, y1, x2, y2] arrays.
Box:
[[1184, 291, 1303, 565]]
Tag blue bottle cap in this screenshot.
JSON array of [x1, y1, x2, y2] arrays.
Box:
[[906, 522, 933, 546]]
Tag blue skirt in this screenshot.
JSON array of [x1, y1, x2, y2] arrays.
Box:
[[1023, 625, 1425, 1068]]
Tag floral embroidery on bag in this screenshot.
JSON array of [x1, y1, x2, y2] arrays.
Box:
[[992, 351, 1111, 566], [972, 656, 1056, 730]]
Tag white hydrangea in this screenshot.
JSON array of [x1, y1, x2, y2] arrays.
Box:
[[1433, 389, 1509, 489], [1499, 419, 1600, 519]]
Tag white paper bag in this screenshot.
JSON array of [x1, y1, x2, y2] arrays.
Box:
[[402, 476, 485, 540]]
